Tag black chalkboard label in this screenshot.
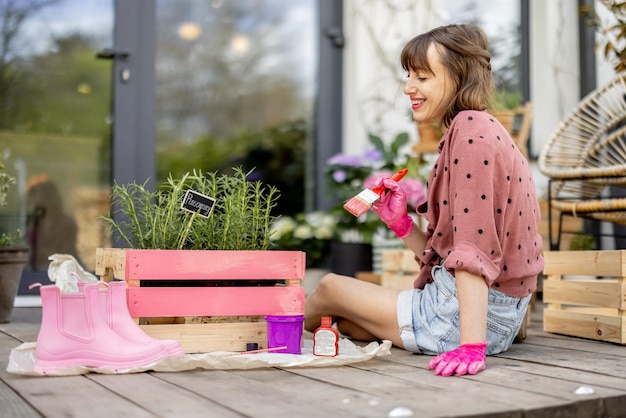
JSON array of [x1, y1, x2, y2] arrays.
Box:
[[181, 190, 215, 218]]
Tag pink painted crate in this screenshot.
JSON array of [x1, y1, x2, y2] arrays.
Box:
[[95, 248, 306, 353]]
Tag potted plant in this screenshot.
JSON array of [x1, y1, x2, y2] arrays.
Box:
[[269, 211, 336, 268], [0, 161, 29, 323], [101, 167, 279, 250], [489, 90, 523, 133], [324, 133, 427, 276], [96, 167, 306, 353]]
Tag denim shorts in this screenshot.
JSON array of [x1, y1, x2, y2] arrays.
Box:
[[397, 263, 531, 355]]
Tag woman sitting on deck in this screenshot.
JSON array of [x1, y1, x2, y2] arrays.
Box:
[[305, 23, 544, 377]]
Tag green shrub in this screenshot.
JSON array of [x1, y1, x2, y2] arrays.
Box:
[[101, 168, 279, 250]]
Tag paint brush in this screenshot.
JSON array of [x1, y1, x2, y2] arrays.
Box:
[[343, 168, 409, 217], [241, 346, 288, 354]]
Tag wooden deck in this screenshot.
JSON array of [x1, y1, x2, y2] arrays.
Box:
[[2, 302, 626, 418]]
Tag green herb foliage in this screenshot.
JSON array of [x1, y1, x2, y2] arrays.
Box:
[[101, 168, 279, 250]]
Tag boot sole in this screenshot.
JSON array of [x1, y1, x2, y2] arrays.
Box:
[[33, 349, 168, 374]]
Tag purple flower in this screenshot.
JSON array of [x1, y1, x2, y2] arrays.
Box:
[[327, 153, 362, 167], [332, 169, 347, 183], [362, 149, 383, 164]]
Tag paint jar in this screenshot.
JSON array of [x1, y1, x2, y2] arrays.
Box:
[[264, 315, 305, 354], [313, 316, 339, 357]]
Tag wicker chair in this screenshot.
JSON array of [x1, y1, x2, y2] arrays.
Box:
[[538, 74, 626, 250]]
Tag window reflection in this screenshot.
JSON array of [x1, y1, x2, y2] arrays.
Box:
[[0, 0, 113, 276], [441, 0, 522, 102], [155, 0, 317, 216]]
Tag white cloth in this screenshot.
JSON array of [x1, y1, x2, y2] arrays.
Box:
[[6, 339, 392, 376], [47, 254, 97, 293]]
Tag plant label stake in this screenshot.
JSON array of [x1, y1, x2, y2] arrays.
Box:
[[181, 190, 216, 218], [178, 190, 216, 249]]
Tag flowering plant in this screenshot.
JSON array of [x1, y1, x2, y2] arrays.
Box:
[[325, 132, 427, 243], [270, 211, 337, 267]]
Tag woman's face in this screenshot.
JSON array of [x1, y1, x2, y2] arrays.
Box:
[[404, 43, 455, 129]]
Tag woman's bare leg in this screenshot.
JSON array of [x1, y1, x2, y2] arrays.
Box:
[[304, 273, 405, 348], [336, 318, 377, 341]]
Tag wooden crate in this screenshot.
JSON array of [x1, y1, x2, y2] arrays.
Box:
[[543, 250, 626, 344], [380, 249, 418, 290], [95, 248, 306, 353]]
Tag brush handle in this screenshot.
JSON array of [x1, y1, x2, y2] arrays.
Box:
[[371, 168, 408, 195]]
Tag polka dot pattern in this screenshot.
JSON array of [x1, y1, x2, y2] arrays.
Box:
[[414, 110, 544, 298]]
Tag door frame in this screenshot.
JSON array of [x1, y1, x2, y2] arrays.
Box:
[[110, 0, 157, 246]]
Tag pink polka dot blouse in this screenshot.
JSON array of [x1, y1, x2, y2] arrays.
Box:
[[415, 110, 544, 298]]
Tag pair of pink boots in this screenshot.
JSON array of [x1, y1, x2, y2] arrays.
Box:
[[34, 280, 183, 374]]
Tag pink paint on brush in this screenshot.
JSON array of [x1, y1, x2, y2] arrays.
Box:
[[343, 168, 408, 217]]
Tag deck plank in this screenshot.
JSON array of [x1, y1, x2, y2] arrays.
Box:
[[0, 378, 41, 418], [1, 306, 626, 417], [88, 373, 243, 417], [496, 341, 626, 378], [1, 329, 155, 418], [285, 359, 531, 417], [155, 369, 365, 417], [229, 367, 407, 417], [379, 349, 623, 418]]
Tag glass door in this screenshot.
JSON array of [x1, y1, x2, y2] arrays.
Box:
[[0, 0, 114, 292], [154, 0, 318, 216]]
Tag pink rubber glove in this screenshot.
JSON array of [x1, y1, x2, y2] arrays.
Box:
[[428, 342, 487, 376], [371, 177, 413, 238]]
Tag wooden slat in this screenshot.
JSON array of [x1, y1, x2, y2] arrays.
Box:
[[543, 279, 626, 309], [4, 307, 626, 417], [156, 369, 357, 417], [380, 273, 415, 290], [381, 249, 419, 272], [290, 358, 538, 416], [0, 332, 41, 418], [96, 248, 306, 281], [355, 271, 381, 284], [127, 249, 306, 280], [375, 348, 625, 416], [88, 373, 242, 417], [140, 322, 267, 353], [543, 307, 626, 344], [542, 250, 626, 276], [127, 286, 304, 317], [95, 247, 128, 280], [0, 325, 154, 418]]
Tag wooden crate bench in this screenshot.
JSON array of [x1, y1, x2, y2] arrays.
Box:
[[543, 250, 626, 345], [95, 248, 306, 353], [380, 249, 418, 290]]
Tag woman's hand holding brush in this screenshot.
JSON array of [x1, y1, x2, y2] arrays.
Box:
[[371, 177, 414, 239]]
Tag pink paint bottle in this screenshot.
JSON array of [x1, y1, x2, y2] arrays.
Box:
[[313, 316, 339, 357]]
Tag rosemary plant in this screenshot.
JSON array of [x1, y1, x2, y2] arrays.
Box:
[[101, 168, 280, 250]]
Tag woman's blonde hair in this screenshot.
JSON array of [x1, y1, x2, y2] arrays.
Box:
[[400, 24, 494, 129]]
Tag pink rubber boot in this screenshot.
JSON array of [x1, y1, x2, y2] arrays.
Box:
[[34, 283, 169, 374], [94, 281, 184, 356]]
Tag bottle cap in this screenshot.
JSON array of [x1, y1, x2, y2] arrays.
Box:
[[321, 316, 332, 327], [246, 342, 259, 351]]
